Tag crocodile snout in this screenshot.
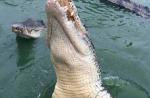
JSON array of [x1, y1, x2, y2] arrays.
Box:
[[12, 24, 24, 34]]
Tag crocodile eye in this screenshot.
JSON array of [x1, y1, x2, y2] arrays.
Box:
[[16, 27, 20, 30]]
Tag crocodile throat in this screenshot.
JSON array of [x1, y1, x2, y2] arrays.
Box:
[[46, 0, 112, 98]]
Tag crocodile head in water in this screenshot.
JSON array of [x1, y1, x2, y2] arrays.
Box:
[[46, 0, 112, 98], [12, 18, 46, 38]]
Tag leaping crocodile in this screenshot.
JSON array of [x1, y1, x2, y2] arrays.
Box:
[[46, 0, 112, 98], [105, 0, 150, 18]]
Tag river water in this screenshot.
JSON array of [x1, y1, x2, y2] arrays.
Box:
[[0, 0, 150, 98]]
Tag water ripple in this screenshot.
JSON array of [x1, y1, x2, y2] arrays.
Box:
[[103, 76, 150, 98]]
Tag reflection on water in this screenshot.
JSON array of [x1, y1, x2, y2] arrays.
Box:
[[16, 37, 35, 71], [39, 83, 55, 98], [3, 0, 19, 7], [103, 76, 150, 98]]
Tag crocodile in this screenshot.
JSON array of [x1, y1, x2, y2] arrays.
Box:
[[11, 18, 46, 39], [46, 0, 112, 98], [105, 0, 150, 18]]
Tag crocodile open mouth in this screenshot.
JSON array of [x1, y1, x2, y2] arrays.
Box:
[[46, 0, 87, 34], [46, 0, 92, 55]]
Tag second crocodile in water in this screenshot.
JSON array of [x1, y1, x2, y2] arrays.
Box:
[[12, 18, 46, 39]]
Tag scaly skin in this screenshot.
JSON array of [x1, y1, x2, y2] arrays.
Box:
[[46, 0, 112, 98], [106, 0, 150, 18], [12, 19, 46, 39]]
